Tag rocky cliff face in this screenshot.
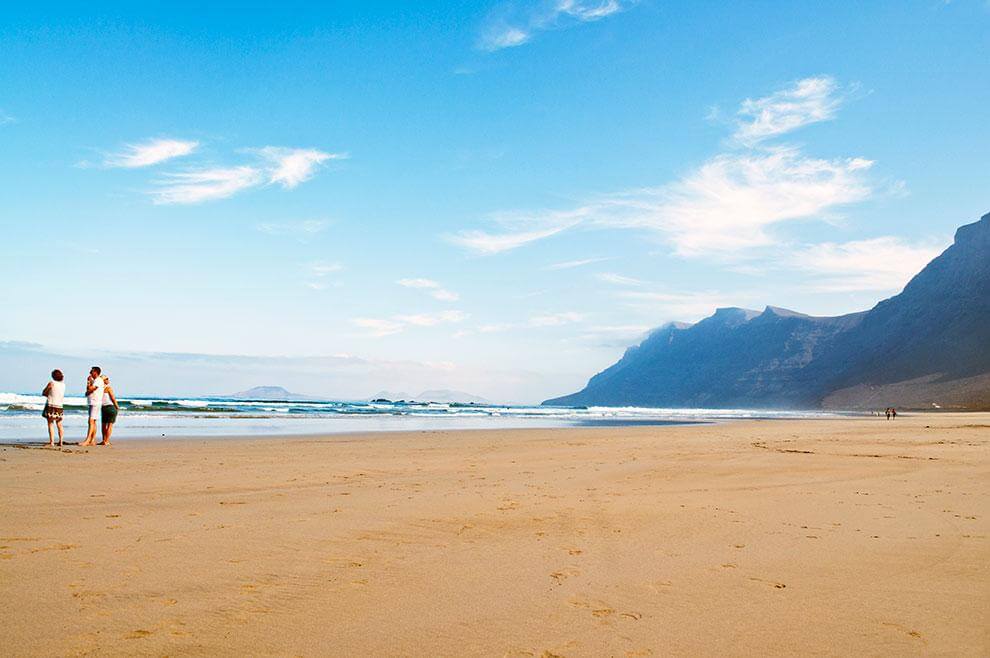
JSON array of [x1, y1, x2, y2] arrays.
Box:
[[544, 212, 990, 410]]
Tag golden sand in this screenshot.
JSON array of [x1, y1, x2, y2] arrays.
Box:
[[2, 414, 988, 656]]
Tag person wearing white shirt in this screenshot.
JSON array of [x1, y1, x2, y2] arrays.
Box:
[[41, 369, 66, 447], [80, 366, 105, 447]]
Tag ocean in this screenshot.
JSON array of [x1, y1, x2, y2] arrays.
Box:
[[0, 392, 845, 442]]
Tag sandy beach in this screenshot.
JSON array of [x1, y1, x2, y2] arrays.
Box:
[[1, 414, 988, 656]]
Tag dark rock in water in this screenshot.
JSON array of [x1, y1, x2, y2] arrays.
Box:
[[544, 212, 990, 410], [370, 398, 393, 404]]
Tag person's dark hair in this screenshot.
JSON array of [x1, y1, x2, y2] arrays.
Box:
[[52, 369, 63, 382], [91, 366, 102, 375]]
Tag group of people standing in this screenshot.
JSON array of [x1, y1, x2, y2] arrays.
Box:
[[41, 366, 119, 447]]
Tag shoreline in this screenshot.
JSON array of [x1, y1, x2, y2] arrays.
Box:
[[2, 414, 987, 655]]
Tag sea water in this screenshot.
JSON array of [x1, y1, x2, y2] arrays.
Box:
[[0, 392, 846, 442]]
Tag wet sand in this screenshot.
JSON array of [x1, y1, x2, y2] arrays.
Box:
[[1, 414, 988, 656]]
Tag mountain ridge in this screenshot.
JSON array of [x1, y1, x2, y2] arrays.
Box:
[[544, 212, 990, 410]]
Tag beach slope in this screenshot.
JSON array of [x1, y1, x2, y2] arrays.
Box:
[[1, 415, 988, 656]]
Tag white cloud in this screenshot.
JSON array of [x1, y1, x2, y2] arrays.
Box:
[[395, 310, 469, 326], [529, 312, 584, 327], [449, 147, 872, 258], [397, 278, 460, 302], [105, 138, 199, 168], [448, 78, 872, 258], [0, 111, 16, 126], [734, 76, 841, 146], [257, 219, 329, 238], [596, 272, 642, 286], [256, 146, 345, 188], [152, 166, 263, 204], [618, 290, 749, 322], [447, 223, 575, 255], [791, 237, 943, 292], [352, 310, 469, 337], [351, 318, 406, 337], [309, 261, 343, 276], [479, 0, 630, 51], [544, 257, 610, 270], [610, 147, 874, 256], [150, 145, 341, 204]]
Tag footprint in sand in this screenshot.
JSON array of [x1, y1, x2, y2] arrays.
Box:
[[550, 568, 580, 584], [592, 608, 615, 618], [749, 577, 786, 589], [567, 548, 583, 556], [126, 629, 153, 639]]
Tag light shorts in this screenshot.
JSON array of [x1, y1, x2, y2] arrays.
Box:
[[88, 405, 101, 421]]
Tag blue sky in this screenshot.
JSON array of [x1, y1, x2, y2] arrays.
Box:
[[1, 1, 988, 402]]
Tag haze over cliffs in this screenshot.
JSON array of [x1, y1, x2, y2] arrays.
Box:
[[544, 212, 990, 410]]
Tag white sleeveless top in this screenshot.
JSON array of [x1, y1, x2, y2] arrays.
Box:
[[102, 384, 115, 407], [46, 380, 65, 407]]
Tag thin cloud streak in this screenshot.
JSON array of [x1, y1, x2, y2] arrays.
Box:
[[544, 257, 611, 270], [734, 76, 842, 146], [791, 237, 943, 292], [105, 138, 199, 168], [151, 166, 263, 204], [352, 310, 469, 337], [479, 0, 631, 51], [596, 272, 643, 286], [397, 278, 460, 302]]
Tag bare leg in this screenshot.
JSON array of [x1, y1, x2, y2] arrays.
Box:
[[80, 419, 97, 446], [55, 419, 64, 447], [100, 422, 114, 446], [47, 420, 55, 446]]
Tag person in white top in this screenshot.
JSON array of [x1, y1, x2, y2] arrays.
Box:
[[80, 366, 105, 447], [41, 369, 66, 447]]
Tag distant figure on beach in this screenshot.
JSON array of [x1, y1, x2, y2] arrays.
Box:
[[100, 375, 119, 446], [79, 366, 104, 447], [891, 407, 897, 419], [41, 369, 66, 447], [885, 407, 891, 420]]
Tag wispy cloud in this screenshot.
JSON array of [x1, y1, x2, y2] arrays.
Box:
[[350, 318, 407, 337], [544, 257, 610, 270], [790, 237, 943, 292], [734, 76, 842, 146], [577, 324, 651, 348], [150, 145, 343, 205], [352, 310, 469, 337], [397, 278, 460, 302], [0, 110, 16, 126], [596, 272, 642, 286], [528, 311, 584, 327], [105, 138, 199, 168], [308, 261, 343, 276], [304, 261, 344, 290], [256, 219, 329, 240], [448, 77, 872, 258], [395, 310, 469, 326], [255, 147, 345, 188], [618, 289, 749, 322], [151, 166, 263, 204], [479, 0, 631, 51]]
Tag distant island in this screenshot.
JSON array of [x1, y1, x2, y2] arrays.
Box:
[[229, 386, 316, 401], [545, 212, 990, 411], [369, 390, 491, 404]]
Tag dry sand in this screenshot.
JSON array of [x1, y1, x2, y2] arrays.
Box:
[[1, 414, 988, 656]]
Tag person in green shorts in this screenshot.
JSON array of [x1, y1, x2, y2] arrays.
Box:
[[100, 375, 120, 446]]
